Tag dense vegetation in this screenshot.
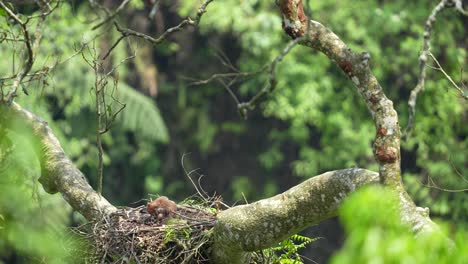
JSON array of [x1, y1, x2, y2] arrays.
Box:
[[0, 0, 466, 263]]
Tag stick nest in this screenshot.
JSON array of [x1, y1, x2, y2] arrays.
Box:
[[90, 204, 217, 263]]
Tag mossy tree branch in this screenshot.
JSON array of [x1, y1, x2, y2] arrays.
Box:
[[0, 102, 116, 220], [207, 2, 448, 261], [276, 0, 442, 243], [211, 169, 379, 263]]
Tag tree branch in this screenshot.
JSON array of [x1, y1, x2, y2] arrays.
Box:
[[279, 0, 401, 188], [211, 167, 442, 263], [91, 0, 131, 30], [211, 168, 379, 263], [102, 0, 214, 59], [272, 0, 445, 252], [0, 102, 117, 220], [237, 36, 305, 119]]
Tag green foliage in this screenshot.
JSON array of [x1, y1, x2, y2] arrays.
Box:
[[332, 186, 468, 263], [129, 0, 145, 10], [261, 234, 317, 264], [0, 126, 83, 263], [145, 175, 165, 194], [164, 225, 192, 244], [1, 2, 169, 139], [273, 234, 317, 263]]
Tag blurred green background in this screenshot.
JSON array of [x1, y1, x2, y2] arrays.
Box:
[[0, 0, 466, 263]]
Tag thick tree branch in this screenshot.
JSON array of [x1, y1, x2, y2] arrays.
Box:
[[0, 102, 116, 220], [279, 0, 401, 188], [211, 169, 379, 263], [211, 167, 441, 263]]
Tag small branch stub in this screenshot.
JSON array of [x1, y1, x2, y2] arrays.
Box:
[[279, 0, 308, 38]]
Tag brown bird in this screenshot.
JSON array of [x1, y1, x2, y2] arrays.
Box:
[[147, 196, 177, 221]]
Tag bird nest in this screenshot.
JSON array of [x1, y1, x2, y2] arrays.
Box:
[[89, 202, 217, 263]]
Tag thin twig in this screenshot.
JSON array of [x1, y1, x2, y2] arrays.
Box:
[[181, 153, 209, 201], [420, 173, 468, 192], [404, 0, 467, 139], [92, 0, 131, 30], [189, 67, 268, 86], [104, 0, 214, 58], [427, 52, 467, 99], [218, 78, 241, 105]]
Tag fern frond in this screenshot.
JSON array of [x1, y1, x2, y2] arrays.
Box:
[[116, 82, 169, 143]]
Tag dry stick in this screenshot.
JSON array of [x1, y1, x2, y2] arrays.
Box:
[[1, 38, 88, 83], [189, 67, 268, 86], [81, 45, 105, 195], [218, 77, 241, 105], [427, 52, 467, 99], [421, 173, 468, 192], [447, 156, 468, 184], [103, 0, 214, 60], [27, 0, 59, 19], [82, 43, 129, 195], [181, 153, 210, 201], [149, 0, 160, 20], [96, 72, 105, 195]]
